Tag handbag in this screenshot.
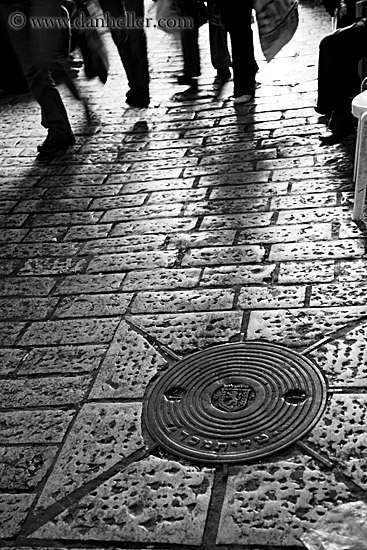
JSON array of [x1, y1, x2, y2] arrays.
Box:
[[253, 0, 299, 62]]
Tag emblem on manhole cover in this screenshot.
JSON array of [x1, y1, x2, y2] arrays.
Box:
[[143, 341, 327, 464]]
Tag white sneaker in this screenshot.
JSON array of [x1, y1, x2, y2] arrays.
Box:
[[234, 94, 253, 104]]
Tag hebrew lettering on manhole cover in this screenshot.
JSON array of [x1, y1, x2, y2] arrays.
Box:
[[143, 341, 327, 464]]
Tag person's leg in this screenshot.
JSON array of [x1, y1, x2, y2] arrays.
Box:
[[207, 3, 231, 80], [177, 0, 200, 80], [100, 0, 150, 106], [317, 21, 367, 115], [219, 2, 255, 100], [0, 0, 74, 152], [318, 20, 367, 143]]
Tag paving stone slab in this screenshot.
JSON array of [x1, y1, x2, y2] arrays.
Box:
[[90, 321, 166, 399], [17, 345, 107, 375], [53, 293, 133, 318], [307, 394, 367, 490], [269, 239, 364, 262], [110, 217, 198, 237], [120, 177, 195, 194], [217, 456, 355, 547], [238, 223, 332, 244], [0, 259, 22, 275], [0, 297, 59, 321], [81, 235, 167, 254], [33, 456, 214, 545], [0, 446, 58, 490], [23, 227, 68, 243], [185, 198, 270, 216], [131, 288, 235, 314], [123, 268, 201, 291], [0, 348, 27, 375], [101, 204, 182, 224], [247, 306, 367, 347], [36, 402, 144, 510], [87, 251, 177, 273], [199, 212, 273, 231], [310, 281, 367, 307], [0, 410, 74, 444], [182, 245, 265, 267], [128, 311, 243, 352], [167, 230, 236, 249], [18, 258, 88, 277], [0, 375, 92, 407], [19, 318, 120, 346], [0, 494, 35, 538], [23, 212, 102, 227], [54, 274, 125, 295], [0, 322, 26, 346], [0, 242, 80, 258], [0, 277, 57, 297], [339, 259, 367, 281], [309, 323, 367, 386], [278, 260, 335, 283], [64, 225, 112, 241], [238, 285, 306, 309]]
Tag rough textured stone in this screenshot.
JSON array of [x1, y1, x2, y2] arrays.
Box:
[[131, 288, 235, 313], [90, 322, 166, 399], [36, 402, 144, 510], [201, 264, 276, 286], [269, 240, 364, 262], [278, 260, 335, 283], [238, 223, 332, 244], [0, 322, 25, 346], [0, 375, 92, 407], [33, 457, 214, 545], [123, 268, 201, 291], [309, 323, 367, 386], [237, 285, 306, 309], [128, 311, 243, 352], [0, 348, 27, 375], [87, 251, 177, 273], [20, 318, 120, 346], [247, 306, 367, 348], [182, 245, 265, 267], [0, 276, 56, 296], [0, 297, 58, 321], [53, 293, 133, 318], [307, 394, 367, 490], [0, 410, 74, 443], [217, 456, 354, 546], [0, 494, 35, 537], [54, 274, 125, 295], [0, 446, 58, 490], [17, 345, 107, 374]]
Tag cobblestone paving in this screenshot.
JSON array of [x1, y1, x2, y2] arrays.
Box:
[[1, 1, 367, 549]]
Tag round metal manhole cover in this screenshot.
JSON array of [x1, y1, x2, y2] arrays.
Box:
[[143, 341, 327, 464]]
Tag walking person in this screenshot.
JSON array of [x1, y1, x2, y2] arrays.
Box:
[[0, 0, 75, 155], [218, 1, 257, 104], [316, 17, 367, 143], [98, 0, 150, 107]]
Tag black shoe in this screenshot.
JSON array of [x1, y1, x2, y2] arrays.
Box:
[[126, 89, 150, 108], [216, 68, 231, 82], [319, 111, 355, 145], [37, 131, 75, 155], [177, 74, 198, 86]]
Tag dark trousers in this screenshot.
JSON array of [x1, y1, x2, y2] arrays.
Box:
[[99, 0, 149, 98], [178, 0, 230, 78], [317, 19, 367, 116], [0, 0, 72, 135], [218, 2, 256, 96]]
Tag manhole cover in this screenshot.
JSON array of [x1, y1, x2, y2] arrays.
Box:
[[143, 341, 327, 464]]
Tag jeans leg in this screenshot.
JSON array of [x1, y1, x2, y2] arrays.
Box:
[[1, 0, 72, 134], [207, 3, 230, 70], [100, 0, 149, 97], [219, 3, 255, 96], [178, 0, 200, 77], [317, 21, 367, 116]]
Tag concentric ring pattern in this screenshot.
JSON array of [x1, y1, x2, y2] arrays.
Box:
[[144, 341, 327, 464]]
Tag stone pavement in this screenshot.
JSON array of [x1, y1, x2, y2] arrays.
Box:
[[1, 1, 367, 548]]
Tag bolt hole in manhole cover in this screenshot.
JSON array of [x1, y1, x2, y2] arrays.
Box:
[[143, 341, 327, 464]]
